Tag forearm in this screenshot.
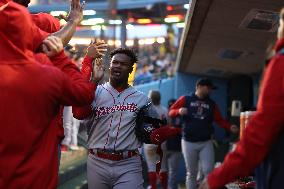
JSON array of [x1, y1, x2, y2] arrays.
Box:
[[169, 96, 186, 117], [51, 20, 78, 46]]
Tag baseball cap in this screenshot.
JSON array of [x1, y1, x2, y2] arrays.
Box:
[[196, 78, 218, 90]]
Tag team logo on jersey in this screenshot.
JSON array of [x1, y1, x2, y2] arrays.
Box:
[[190, 101, 210, 109], [94, 103, 138, 118]]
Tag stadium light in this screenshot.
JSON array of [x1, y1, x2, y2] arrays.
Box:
[[83, 10, 96, 16], [109, 20, 122, 25], [50, 11, 67, 17], [81, 18, 105, 25], [137, 19, 152, 24], [184, 4, 189, 9], [126, 24, 134, 30], [176, 22, 185, 28], [164, 16, 181, 23], [91, 25, 106, 30]]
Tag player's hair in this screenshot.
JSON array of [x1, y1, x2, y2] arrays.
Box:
[[281, 8, 284, 20], [110, 48, 138, 65], [149, 90, 161, 106]]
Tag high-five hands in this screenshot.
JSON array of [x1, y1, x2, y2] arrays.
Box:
[[87, 39, 108, 58], [89, 39, 108, 84]]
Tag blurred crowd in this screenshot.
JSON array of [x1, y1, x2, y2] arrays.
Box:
[[134, 33, 177, 85]]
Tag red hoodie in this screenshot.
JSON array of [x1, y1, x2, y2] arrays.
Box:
[[0, 3, 94, 188], [32, 14, 65, 144], [0, 0, 50, 52], [207, 38, 284, 189], [31, 13, 61, 33]]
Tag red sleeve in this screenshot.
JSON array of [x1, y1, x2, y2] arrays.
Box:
[[72, 106, 93, 120], [49, 51, 96, 106], [80, 56, 93, 80], [72, 56, 94, 119], [207, 55, 284, 189], [213, 105, 231, 130], [168, 96, 186, 117]]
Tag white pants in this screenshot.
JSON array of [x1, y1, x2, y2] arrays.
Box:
[[62, 106, 80, 146], [181, 139, 214, 189], [144, 143, 168, 173]]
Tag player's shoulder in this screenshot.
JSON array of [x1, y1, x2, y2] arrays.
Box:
[[97, 82, 107, 89], [162, 105, 168, 112], [132, 87, 147, 97], [25, 63, 65, 85], [133, 88, 149, 102], [40, 64, 65, 79], [156, 105, 168, 113], [31, 61, 58, 73], [95, 82, 108, 95], [126, 87, 150, 106]]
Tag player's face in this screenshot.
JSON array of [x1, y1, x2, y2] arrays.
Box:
[[109, 53, 133, 83], [13, 0, 30, 7], [197, 85, 212, 98]]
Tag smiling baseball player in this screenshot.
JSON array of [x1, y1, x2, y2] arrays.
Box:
[[73, 47, 159, 189]]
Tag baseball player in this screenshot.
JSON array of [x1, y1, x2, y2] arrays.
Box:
[[144, 90, 169, 189], [73, 48, 158, 189], [169, 78, 238, 189]]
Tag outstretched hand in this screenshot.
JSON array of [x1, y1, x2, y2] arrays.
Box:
[[60, 0, 85, 25], [91, 58, 105, 84], [86, 39, 108, 58]]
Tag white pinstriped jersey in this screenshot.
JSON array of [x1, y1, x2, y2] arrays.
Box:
[[85, 82, 157, 151], [153, 105, 168, 121]]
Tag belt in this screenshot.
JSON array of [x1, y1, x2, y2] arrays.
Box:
[[89, 149, 139, 161]]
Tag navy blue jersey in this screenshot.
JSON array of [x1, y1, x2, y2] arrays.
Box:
[[182, 93, 216, 142]]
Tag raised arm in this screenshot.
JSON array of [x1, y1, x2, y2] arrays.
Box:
[[72, 40, 108, 119], [51, 0, 84, 46]]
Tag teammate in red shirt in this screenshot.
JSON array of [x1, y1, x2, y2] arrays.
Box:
[[199, 8, 284, 189], [0, 3, 95, 188]]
